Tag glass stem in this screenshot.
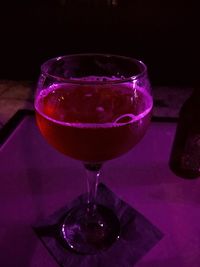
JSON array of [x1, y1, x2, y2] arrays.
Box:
[[84, 163, 102, 210]]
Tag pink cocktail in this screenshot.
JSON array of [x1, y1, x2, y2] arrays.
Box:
[[36, 83, 152, 162]]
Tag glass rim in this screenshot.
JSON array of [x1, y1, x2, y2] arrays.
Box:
[[41, 53, 147, 85]]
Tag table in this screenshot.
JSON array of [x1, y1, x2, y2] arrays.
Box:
[[0, 111, 200, 266]]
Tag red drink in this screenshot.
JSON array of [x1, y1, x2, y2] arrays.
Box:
[[35, 83, 152, 162]]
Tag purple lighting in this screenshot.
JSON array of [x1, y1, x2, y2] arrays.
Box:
[[0, 112, 200, 266]]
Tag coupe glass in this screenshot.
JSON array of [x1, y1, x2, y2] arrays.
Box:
[[34, 54, 153, 254]]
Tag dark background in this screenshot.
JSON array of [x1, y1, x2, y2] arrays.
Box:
[[0, 0, 199, 86]]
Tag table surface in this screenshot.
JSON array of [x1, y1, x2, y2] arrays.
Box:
[[0, 114, 200, 267]]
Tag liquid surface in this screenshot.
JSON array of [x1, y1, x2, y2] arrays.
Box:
[[35, 83, 152, 127]]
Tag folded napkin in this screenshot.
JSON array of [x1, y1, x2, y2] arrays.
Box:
[[34, 183, 163, 267]]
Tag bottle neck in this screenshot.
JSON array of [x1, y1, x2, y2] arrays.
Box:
[[179, 87, 200, 118], [191, 87, 200, 98]]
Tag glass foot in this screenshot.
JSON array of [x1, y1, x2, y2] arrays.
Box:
[[61, 204, 120, 254]]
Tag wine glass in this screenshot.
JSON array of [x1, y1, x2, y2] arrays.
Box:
[[34, 54, 153, 254]]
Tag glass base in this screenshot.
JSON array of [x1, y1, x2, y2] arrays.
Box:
[[61, 204, 120, 254]]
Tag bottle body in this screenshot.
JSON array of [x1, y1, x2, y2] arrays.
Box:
[[169, 89, 200, 179]]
